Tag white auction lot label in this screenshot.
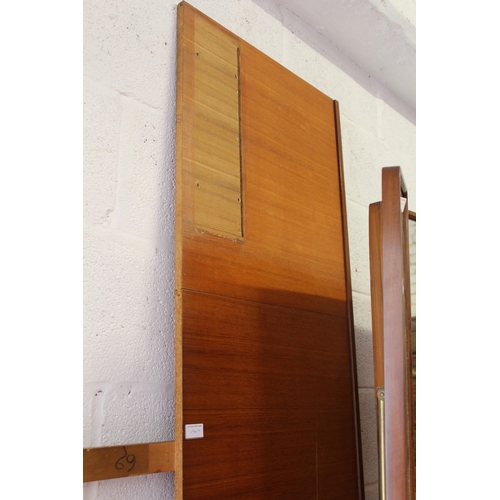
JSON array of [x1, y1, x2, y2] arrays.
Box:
[[185, 424, 204, 439]]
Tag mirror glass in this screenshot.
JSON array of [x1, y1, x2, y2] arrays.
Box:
[[408, 219, 417, 380], [409, 218, 416, 418]]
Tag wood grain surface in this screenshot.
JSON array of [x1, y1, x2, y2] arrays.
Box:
[[176, 3, 364, 498], [369, 202, 384, 390], [192, 13, 243, 238], [370, 190, 417, 500], [375, 167, 415, 500], [83, 442, 175, 483]]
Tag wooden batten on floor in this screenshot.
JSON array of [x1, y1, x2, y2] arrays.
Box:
[[83, 441, 175, 483]]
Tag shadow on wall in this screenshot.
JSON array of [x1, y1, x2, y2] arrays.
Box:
[[250, 0, 416, 125]]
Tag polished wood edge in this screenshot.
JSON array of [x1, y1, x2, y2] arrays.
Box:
[[407, 209, 416, 496], [369, 202, 384, 389], [83, 442, 175, 483], [381, 166, 411, 499], [334, 100, 366, 500], [237, 46, 245, 239], [382, 165, 408, 197], [175, 3, 186, 498]]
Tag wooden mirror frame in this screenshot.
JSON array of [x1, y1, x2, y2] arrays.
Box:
[[369, 167, 415, 500]]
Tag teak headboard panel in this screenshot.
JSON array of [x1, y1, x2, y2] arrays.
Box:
[[175, 3, 364, 498]]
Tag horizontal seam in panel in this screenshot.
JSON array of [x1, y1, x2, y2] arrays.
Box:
[[182, 287, 348, 320]]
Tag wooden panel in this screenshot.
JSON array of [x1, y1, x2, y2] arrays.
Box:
[[184, 466, 318, 500], [369, 202, 384, 389], [182, 291, 357, 497], [176, 3, 364, 499], [83, 442, 175, 483], [191, 12, 242, 239], [179, 5, 347, 318], [183, 409, 359, 499], [183, 409, 316, 486], [317, 411, 361, 500], [381, 167, 413, 500], [183, 291, 354, 412], [369, 167, 416, 500]]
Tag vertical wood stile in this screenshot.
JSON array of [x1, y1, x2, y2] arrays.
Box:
[[334, 100, 365, 499], [175, 4, 186, 498], [380, 167, 414, 500]]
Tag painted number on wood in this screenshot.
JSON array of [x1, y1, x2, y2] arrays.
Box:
[[115, 446, 136, 472]]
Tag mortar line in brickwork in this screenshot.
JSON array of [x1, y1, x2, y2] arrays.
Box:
[[346, 198, 371, 211]]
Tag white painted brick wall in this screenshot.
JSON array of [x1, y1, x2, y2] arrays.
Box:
[[83, 0, 415, 498]]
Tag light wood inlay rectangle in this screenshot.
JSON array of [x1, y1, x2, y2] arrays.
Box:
[[192, 13, 242, 239]]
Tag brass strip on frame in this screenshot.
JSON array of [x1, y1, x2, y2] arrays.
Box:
[[377, 387, 386, 500]]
